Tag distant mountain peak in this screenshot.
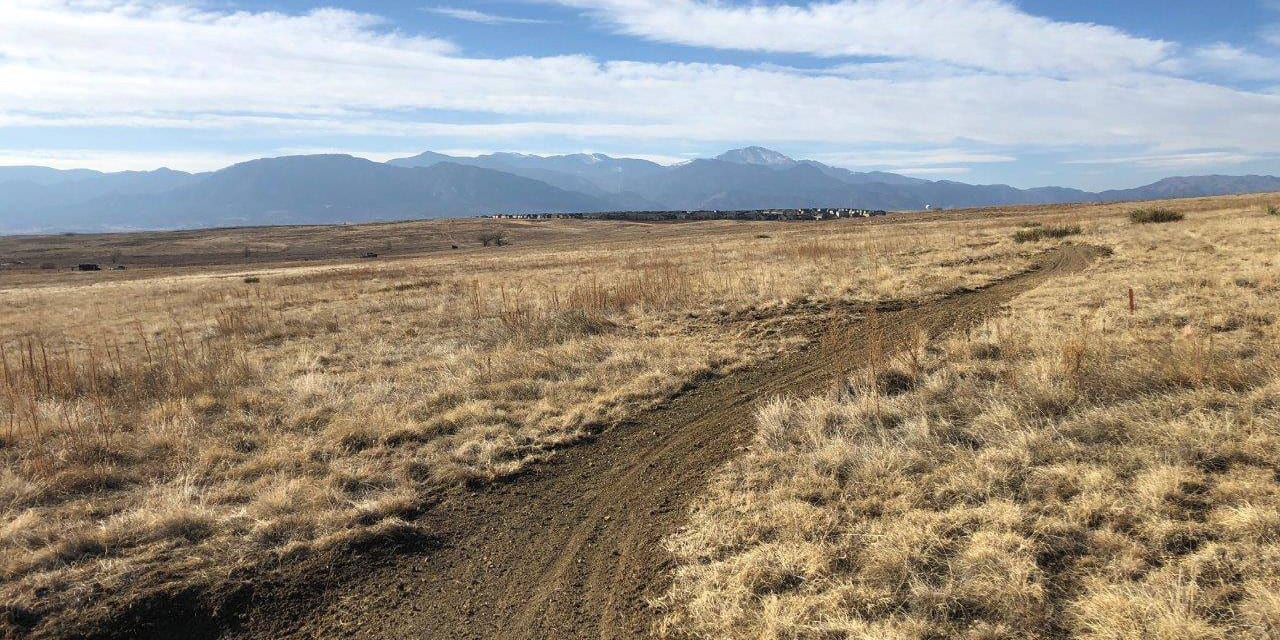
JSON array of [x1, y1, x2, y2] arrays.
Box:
[[716, 146, 797, 168], [5, 148, 1280, 235]]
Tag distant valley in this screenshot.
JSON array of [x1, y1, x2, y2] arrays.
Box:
[[3, 147, 1280, 233]]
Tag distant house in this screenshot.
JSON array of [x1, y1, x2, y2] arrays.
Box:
[[480, 207, 895, 223]]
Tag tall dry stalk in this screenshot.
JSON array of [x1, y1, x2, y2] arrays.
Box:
[[864, 304, 884, 422]]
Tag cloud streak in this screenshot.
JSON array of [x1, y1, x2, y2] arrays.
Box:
[[424, 6, 551, 25], [0, 148, 263, 172], [891, 167, 972, 176], [810, 149, 1016, 168], [549, 0, 1173, 76], [1065, 151, 1266, 169], [1179, 43, 1280, 81]]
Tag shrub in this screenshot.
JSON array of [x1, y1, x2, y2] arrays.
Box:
[[1013, 224, 1081, 243], [243, 276, 261, 284], [1129, 208, 1184, 224], [478, 233, 507, 247], [1018, 221, 1043, 228], [1266, 204, 1278, 216]]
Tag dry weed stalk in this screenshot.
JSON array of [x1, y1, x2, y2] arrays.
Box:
[[864, 303, 884, 422]]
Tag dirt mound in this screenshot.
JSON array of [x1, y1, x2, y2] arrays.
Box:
[[44, 244, 1104, 640]]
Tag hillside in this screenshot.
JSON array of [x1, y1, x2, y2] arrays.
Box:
[[3, 148, 1280, 233], [0, 156, 611, 232]]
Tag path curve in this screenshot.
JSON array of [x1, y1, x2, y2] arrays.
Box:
[[79, 244, 1104, 640]]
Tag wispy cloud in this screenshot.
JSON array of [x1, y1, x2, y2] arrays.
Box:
[[0, 148, 262, 172], [1265, 24, 1280, 47], [425, 6, 551, 25], [811, 148, 1016, 168], [548, 0, 1172, 76], [1176, 43, 1280, 81], [1065, 151, 1264, 169], [891, 167, 972, 176]]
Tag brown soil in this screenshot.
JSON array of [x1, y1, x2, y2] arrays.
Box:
[[36, 243, 1104, 640]]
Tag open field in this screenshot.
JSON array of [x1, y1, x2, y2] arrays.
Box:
[[1, 192, 1278, 638], [660, 198, 1280, 639]]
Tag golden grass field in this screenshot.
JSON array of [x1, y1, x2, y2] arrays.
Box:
[[1, 193, 1278, 638], [659, 198, 1280, 639]]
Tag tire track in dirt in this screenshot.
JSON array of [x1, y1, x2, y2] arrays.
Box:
[[153, 244, 1104, 640]]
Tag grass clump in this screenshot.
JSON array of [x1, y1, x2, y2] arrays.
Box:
[[1013, 224, 1081, 243], [1266, 204, 1278, 217], [1130, 208, 1184, 224]]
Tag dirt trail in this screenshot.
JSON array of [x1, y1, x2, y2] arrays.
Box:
[[84, 244, 1102, 640]]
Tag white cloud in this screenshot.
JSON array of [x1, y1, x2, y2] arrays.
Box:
[[1, 0, 1279, 172], [810, 148, 1015, 168], [425, 6, 551, 25], [549, 0, 1173, 76], [1178, 43, 1280, 80], [1264, 24, 1280, 46], [612, 152, 689, 165], [0, 148, 262, 172], [1065, 151, 1263, 169], [891, 167, 972, 176]]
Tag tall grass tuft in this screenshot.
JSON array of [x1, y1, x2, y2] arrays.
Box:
[[464, 259, 696, 345], [1013, 224, 1082, 243], [0, 327, 254, 464], [1129, 208, 1184, 224]]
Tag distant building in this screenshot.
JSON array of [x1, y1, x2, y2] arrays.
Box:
[[480, 208, 892, 222]]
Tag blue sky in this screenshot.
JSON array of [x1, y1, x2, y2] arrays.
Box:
[[2, 0, 1280, 189]]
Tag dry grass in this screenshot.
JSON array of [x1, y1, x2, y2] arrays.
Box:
[[659, 201, 1280, 639], [1013, 224, 1083, 243], [4, 193, 1277, 633], [1130, 208, 1186, 224], [0, 211, 1048, 625]]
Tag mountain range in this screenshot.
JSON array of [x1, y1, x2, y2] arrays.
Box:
[[2, 146, 1279, 233]]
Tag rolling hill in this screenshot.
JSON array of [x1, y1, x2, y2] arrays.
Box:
[[2, 147, 1279, 233], [1, 156, 611, 232]]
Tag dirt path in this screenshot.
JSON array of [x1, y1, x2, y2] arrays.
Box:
[[81, 243, 1102, 640]]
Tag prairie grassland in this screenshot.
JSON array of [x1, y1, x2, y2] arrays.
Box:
[[0, 213, 1039, 624], [659, 201, 1280, 639]]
